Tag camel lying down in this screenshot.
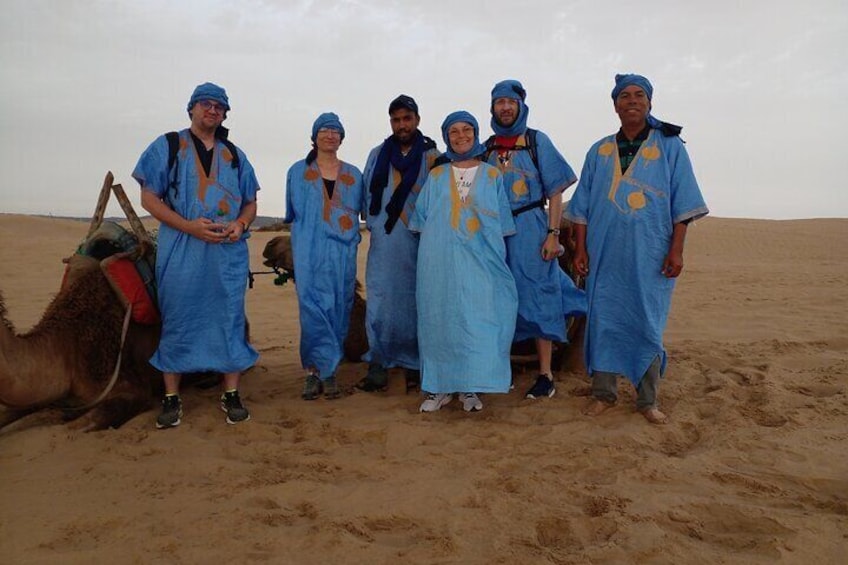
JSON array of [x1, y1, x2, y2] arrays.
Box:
[[0, 254, 161, 431]]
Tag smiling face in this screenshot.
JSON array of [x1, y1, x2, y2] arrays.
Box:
[[390, 108, 420, 148], [447, 122, 476, 155], [614, 85, 651, 129], [492, 97, 520, 128], [189, 99, 226, 132], [315, 127, 342, 153]]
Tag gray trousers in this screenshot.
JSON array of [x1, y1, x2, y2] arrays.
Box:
[[591, 356, 661, 411]]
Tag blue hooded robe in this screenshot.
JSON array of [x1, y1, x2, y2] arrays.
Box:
[[284, 159, 364, 379], [133, 129, 260, 373], [486, 80, 583, 342], [564, 129, 708, 386]]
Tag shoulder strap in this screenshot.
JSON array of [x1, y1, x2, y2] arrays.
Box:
[[483, 134, 496, 161], [220, 138, 241, 170], [165, 131, 180, 173], [525, 128, 539, 171], [430, 154, 451, 170]]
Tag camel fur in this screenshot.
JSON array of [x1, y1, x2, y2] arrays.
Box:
[[0, 254, 160, 431]]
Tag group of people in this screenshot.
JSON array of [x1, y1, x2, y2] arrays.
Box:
[[133, 74, 707, 430]]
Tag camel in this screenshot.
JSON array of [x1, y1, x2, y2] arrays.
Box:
[[261, 220, 585, 373], [0, 254, 160, 431]]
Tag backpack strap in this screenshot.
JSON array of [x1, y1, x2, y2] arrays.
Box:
[[165, 131, 180, 172], [430, 154, 451, 170], [166, 130, 240, 172], [220, 138, 241, 170], [525, 128, 539, 171], [484, 129, 540, 171]]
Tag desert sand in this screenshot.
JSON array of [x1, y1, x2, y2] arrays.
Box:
[[0, 213, 846, 564]]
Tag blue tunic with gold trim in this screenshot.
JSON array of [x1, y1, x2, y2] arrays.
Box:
[[285, 159, 364, 379], [564, 129, 708, 385]]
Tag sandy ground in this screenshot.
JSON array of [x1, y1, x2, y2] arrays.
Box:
[[0, 213, 846, 564]]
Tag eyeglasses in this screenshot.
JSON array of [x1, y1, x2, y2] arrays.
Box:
[[197, 100, 226, 113], [317, 128, 341, 137]]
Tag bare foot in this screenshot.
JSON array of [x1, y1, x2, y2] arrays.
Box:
[[582, 399, 614, 417], [640, 407, 669, 425]]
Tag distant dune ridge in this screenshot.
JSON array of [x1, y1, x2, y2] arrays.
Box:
[[0, 214, 846, 564]]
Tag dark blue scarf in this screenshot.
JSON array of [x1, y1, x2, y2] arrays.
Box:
[[369, 130, 436, 234]]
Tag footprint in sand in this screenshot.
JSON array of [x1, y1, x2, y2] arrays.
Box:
[[659, 422, 702, 457]]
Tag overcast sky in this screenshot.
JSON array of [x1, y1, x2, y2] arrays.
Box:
[[1, 0, 845, 220]]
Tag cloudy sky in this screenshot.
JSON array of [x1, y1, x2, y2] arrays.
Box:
[[1, 0, 845, 219]]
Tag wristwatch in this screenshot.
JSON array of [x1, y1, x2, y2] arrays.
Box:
[[547, 228, 560, 236]]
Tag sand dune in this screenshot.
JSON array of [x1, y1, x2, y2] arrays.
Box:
[[0, 214, 846, 564]]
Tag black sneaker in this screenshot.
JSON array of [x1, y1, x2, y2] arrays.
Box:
[[220, 390, 250, 424], [323, 376, 341, 400], [156, 394, 183, 429], [301, 374, 323, 400], [525, 374, 556, 399], [355, 363, 388, 392]]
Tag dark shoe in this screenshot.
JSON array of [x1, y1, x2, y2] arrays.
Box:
[[323, 376, 342, 399], [525, 374, 556, 399], [220, 390, 250, 424], [404, 368, 421, 394], [156, 394, 183, 429], [355, 363, 388, 392], [301, 374, 323, 400]]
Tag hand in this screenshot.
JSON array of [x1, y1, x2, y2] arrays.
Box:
[[662, 249, 684, 278], [540, 235, 560, 261], [573, 247, 589, 277], [223, 220, 245, 242], [190, 218, 228, 243]]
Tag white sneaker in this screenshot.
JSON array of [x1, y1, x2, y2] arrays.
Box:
[[461, 393, 483, 412], [420, 393, 453, 412]]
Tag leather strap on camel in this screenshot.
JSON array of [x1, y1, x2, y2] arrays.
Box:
[[62, 303, 132, 412]]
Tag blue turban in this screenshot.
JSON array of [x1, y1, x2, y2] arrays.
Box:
[[441, 111, 487, 162], [611, 73, 653, 101], [610, 73, 683, 136], [187, 82, 230, 113], [311, 112, 345, 142], [490, 79, 530, 137]]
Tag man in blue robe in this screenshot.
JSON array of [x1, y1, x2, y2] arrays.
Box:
[[564, 74, 709, 424], [356, 95, 441, 394], [133, 82, 259, 429], [484, 79, 581, 400]]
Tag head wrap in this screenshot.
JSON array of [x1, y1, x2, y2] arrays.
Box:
[[610, 73, 682, 137], [441, 111, 486, 162], [388, 94, 418, 116], [611, 73, 654, 101], [490, 79, 529, 136], [311, 112, 345, 142], [186, 82, 230, 114]]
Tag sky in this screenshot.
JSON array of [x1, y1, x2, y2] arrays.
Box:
[[1, 0, 845, 220]]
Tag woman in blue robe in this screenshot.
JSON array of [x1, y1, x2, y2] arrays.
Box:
[[284, 113, 364, 400], [409, 111, 518, 413], [565, 74, 708, 424]]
